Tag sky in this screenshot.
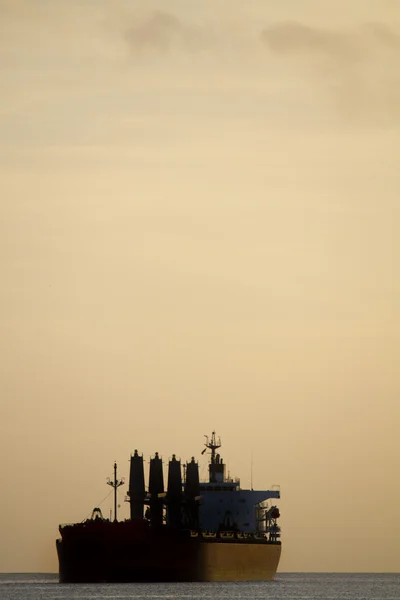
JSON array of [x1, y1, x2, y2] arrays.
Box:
[[0, 0, 399, 573]]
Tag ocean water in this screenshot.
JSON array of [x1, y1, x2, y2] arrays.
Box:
[[0, 573, 399, 600]]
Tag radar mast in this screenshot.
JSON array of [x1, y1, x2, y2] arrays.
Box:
[[202, 432, 224, 483]]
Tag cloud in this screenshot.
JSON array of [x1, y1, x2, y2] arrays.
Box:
[[125, 11, 212, 55], [260, 20, 400, 57], [260, 21, 355, 58], [260, 21, 400, 123]]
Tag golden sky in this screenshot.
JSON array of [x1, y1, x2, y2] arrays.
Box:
[[0, 0, 399, 572]]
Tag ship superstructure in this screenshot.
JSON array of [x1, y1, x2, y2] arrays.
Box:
[[56, 432, 281, 583], [198, 432, 280, 538]]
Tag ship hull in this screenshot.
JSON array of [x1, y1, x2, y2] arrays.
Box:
[[196, 541, 281, 581], [56, 535, 281, 583]]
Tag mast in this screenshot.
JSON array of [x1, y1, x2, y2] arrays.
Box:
[[107, 462, 125, 522], [202, 431, 224, 483]]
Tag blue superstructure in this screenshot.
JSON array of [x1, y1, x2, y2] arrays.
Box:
[[197, 432, 280, 539]]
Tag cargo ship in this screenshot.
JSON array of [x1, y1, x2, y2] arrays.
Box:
[[56, 432, 281, 582]]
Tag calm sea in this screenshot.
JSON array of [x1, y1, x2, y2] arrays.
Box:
[[0, 573, 399, 600]]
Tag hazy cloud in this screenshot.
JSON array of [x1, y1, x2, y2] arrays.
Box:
[[260, 21, 400, 122], [261, 21, 355, 57], [260, 20, 400, 56], [125, 11, 213, 55]]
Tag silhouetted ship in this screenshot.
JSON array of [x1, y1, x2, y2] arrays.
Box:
[[56, 432, 281, 582]]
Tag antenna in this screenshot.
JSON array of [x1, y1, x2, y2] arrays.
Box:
[[107, 462, 125, 522], [203, 431, 223, 483], [250, 451, 253, 491], [203, 431, 221, 463]]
